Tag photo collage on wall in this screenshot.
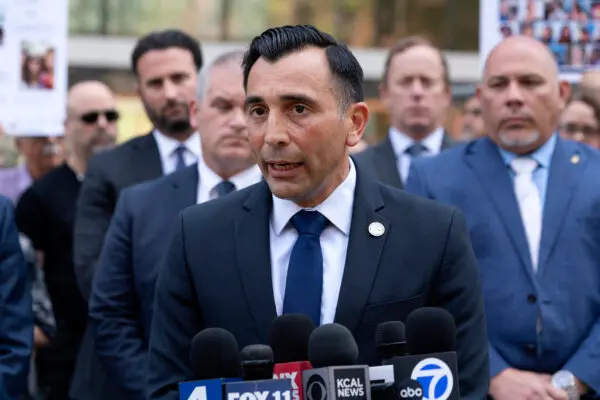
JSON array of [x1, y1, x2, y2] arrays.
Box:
[[499, 0, 600, 71]]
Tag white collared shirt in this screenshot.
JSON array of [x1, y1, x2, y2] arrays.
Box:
[[196, 160, 263, 204], [269, 158, 357, 325], [388, 127, 444, 184], [153, 130, 202, 175]]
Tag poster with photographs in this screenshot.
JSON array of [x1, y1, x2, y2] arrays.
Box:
[[0, 0, 67, 136], [480, 0, 600, 82]]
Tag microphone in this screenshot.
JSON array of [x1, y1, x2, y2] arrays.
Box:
[[179, 327, 242, 400], [405, 308, 455, 356], [271, 314, 316, 400], [369, 321, 407, 400], [551, 371, 579, 400], [228, 344, 293, 400], [387, 308, 460, 400], [375, 321, 407, 364], [241, 344, 275, 381], [302, 323, 370, 400]]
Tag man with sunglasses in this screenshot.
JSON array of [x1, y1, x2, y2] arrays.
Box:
[[71, 29, 202, 400], [15, 80, 118, 400]]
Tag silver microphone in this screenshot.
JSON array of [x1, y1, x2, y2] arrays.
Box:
[[551, 370, 579, 400]]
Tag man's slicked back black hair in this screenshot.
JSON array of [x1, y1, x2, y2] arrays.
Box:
[[131, 29, 203, 75], [242, 25, 364, 110]]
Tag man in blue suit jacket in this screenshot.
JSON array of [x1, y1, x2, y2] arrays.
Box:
[[88, 50, 261, 399], [147, 25, 490, 400], [406, 36, 600, 399], [0, 194, 33, 399]]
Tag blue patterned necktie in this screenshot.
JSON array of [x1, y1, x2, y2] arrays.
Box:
[[174, 145, 187, 171], [282, 210, 328, 326], [215, 180, 236, 197], [405, 143, 428, 158]]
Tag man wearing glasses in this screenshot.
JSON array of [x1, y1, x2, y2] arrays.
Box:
[[14, 80, 118, 400]]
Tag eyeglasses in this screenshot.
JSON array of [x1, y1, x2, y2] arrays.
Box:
[[560, 123, 599, 137], [79, 110, 119, 124]]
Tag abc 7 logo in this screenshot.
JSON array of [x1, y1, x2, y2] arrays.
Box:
[[398, 379, 423, 399], [410, 358, 453, 400], [305, 375, 327, 400]]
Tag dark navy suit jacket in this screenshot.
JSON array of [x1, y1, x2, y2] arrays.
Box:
[[0, 194, 33, 399], [89, 165, 198, 399], [353, 132, 454, 189], [146, 164, 491, 400], [405, 137, 600, 395]]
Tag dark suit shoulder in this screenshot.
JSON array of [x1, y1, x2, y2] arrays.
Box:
[[27, 164, 74, 194], [120, 165, 197, 219], [377, 181, 458, 223], [180, 182, 262, 224], [409, 140, 470, 173], [352, 139, 385, 164], [88, 133, 155, 169], [122, 164, 190, 197]]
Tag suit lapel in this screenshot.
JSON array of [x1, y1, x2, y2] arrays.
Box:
[[537, 139, 585, 273], [335, 167, 389, 333], [170, 164, 199, 211], [133, 132, 163, 181], [373, 136, 403, 188], [465, 138, 534, 276], [234, 182, 276, 342]]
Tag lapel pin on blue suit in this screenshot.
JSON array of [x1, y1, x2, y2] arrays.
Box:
[[571, 154, 580, 164], [368, 222, 385, 237]]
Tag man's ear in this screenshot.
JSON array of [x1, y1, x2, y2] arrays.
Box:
[[345, 102, 369, 147]]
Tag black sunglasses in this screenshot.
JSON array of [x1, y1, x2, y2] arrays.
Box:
[[80, 110, 120, 124]]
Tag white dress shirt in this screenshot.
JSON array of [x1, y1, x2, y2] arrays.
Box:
[[388, 127, 444, 184], [270, 158, 356, 325], [196, 160, 263, 204], [153, 130, 202, 175]]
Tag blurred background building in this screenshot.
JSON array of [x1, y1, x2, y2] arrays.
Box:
[[68, 0, 480, 143]]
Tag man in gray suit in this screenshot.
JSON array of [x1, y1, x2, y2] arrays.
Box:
[[353, 36, 454, 188]]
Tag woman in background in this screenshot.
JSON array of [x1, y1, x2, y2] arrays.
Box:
[[559, 89, 600, 149]]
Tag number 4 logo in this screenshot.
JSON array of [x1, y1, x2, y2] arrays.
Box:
[[188, 386, 207, 400]]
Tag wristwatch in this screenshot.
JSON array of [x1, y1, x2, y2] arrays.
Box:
[[552, 370, 580, 400]]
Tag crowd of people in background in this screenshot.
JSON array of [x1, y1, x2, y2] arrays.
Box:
[[1, 20, 600, 400]]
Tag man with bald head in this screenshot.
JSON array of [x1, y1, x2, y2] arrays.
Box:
[[15, 80, 118, 399], [406, 36, 600, 399]]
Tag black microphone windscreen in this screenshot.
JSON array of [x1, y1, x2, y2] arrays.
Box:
[[270, 314, 315, 363], [189, 327, 240, 379], [375, 321, 406, 348], [307, 323, 358, 368], [405, 307, 456, 355], [241, 344, 274, 362], [375, 321, 407, 361], [240, 344, 275, 381]]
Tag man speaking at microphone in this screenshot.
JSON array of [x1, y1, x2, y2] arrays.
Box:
[[147, 24, 490, 400]]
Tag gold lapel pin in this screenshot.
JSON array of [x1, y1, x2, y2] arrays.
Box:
[[571, 154, 580, 164]]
